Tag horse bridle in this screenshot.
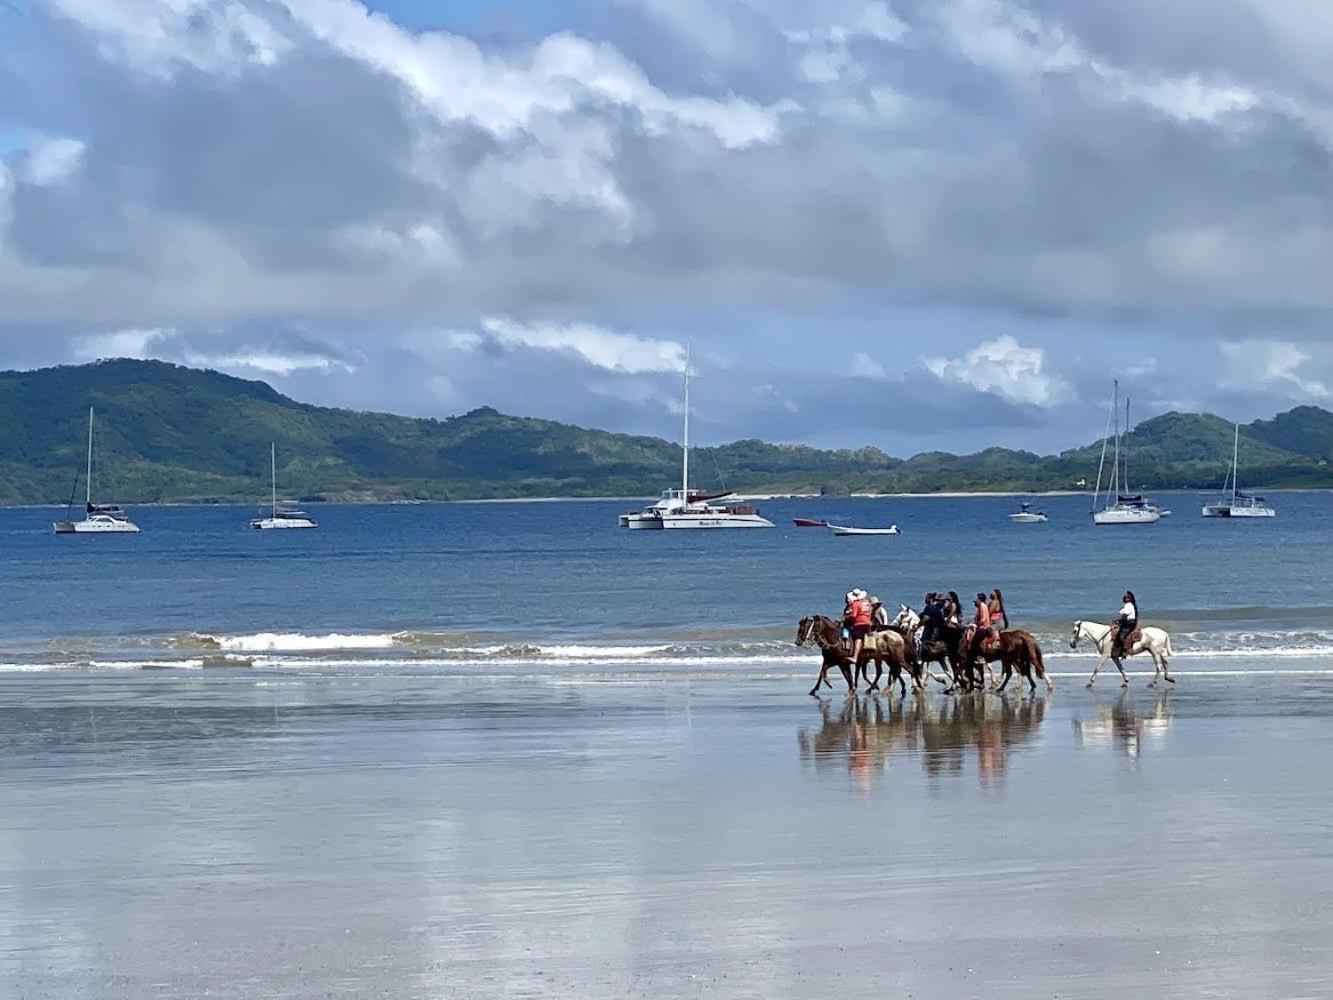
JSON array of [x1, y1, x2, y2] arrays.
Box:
[[797, 615, 836, 650]]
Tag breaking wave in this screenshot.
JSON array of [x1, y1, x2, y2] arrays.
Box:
[[8, 627, 1333, 672]]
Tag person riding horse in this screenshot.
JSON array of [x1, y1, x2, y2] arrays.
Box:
[[966, 593, 993, 662], [919, 593, 945, 648], [869, 595, 890, 631], [843, 588, 873, 668], [1111, 590, 1139, 658]]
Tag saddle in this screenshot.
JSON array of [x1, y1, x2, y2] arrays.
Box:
[[1122, 627, 1142, 649]]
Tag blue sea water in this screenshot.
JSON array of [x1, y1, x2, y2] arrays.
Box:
[[1, 491, 1331, 670]]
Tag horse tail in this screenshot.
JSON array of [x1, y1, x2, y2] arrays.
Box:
[[1026, 635, 1046, 679], [1163, 631, 1174, 660]]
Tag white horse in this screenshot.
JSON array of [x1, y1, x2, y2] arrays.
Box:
[[1070, 620, 1175, 689]]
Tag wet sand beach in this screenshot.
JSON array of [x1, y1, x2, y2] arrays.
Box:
[[3, 666, 1333, 999]]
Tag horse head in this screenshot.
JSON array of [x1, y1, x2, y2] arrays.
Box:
[[1070, 620, 1083, 649], [890, 604, 917, 630], [795, 616, 813, 646]]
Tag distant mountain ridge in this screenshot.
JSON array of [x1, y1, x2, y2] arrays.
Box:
[[0, 359, 1330, 504]]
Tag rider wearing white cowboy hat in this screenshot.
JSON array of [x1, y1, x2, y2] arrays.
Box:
[[843, 588, 874, 669]]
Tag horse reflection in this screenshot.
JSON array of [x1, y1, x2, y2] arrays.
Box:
[[1071, 690, 1174, 760], [797, 694, 1047, 790]]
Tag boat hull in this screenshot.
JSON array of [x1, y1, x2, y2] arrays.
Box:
[[1202, 504, 1275, 519], [829, 525, 900, 536], [1093, 506, 1160, 525], [659, 513, 774, 529], [792, 518, 828, 527], [621, 513, 665, 530], [1009, 513, 1047, 523], [53, 518, 140, 534], [250, 517, 318, 530]]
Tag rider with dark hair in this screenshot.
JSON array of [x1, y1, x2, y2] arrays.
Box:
[[989, 589, 1009, 631], [920, 593, 945, 647], [1111, 590, 1138, 658], [968, 592, 993, 660], [944, 591, 963, 626]]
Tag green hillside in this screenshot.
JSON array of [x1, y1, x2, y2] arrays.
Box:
[[0, 359, 1330, 504]]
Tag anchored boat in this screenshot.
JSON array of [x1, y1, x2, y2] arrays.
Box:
[[53, 407, 140, 534]]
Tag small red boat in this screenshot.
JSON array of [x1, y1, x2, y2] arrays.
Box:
[[792, 518, 829, 528]]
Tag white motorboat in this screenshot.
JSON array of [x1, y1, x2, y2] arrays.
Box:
[[828, 524, 900, 536], [1009, 502, 1047, 523], [1202, 423, 1275, 518], [1091, 381, 1159, 526], [250, 443, 317, 530], [623, 348, 773, 531], [53, 408, 140, 534]]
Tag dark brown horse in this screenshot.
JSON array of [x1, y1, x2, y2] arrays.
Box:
[[971, 629, 1052, 693], [795, 615, 918, 697]]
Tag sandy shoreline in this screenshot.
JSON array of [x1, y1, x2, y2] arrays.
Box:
[[4, 671, 1332, 998]]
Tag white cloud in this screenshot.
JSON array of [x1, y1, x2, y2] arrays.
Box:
[[852, 352, 887, 379], [182, 349, 355, 376], [441, 317, 688, 375], [923, 335, 1069, 407], [48, 0, 291, 75], [938, 0, 1259, 126], [276, 0, 791, 149], [1219, 340, 1330, 399], [72, 328, 170, 361], [24, 137, 87, 187]]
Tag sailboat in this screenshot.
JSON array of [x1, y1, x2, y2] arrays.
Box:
[[1092, 381, 1160, 525], [250, 443, 318, 530], [1202, 424, 1275, 518], [619, 350, 774, 530], [53, 407, 140, 534]]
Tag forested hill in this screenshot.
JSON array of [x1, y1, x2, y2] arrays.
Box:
[[0, 359, 1331, 504]]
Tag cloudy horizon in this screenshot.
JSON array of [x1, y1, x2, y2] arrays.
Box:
[[3, 0, 1333, 452]]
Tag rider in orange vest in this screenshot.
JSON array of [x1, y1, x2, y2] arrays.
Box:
[[844, 588, 873, 673]]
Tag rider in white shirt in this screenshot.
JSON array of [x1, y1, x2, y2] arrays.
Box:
[[1112, 590, 1138, 657]]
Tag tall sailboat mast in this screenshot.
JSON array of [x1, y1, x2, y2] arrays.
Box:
[[1124, 394, 1131, 494], [85, 406, 93, 507], [1232, 423, 1240, 502], [681, 346, 691, 497], [271, 443, 278, 517], [1110, 380, 1121, 498]]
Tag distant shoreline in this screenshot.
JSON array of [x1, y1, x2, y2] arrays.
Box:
[[7, 486, 1326, 509]]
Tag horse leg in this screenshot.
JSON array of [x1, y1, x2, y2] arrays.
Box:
[[867, 654, 884, 692], [809, 662, 828, 697], [1162, 650, 1175, 684], [1146, 650, 1162, 689], [1115, 656, 1130, 687], [996, 658, 1012, 693], [1086, 653, 1107, 689]]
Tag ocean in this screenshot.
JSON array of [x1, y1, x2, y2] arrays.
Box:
[[6, 492, 1333, 998], [2, 491, 1331, 673]]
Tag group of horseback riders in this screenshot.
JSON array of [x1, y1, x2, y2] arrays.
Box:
[[842, 587, 1011, 666], [842, 588, 1140, 663]]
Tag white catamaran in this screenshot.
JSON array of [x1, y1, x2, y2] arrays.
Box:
[[1092, 380, 1160, 525], [618, 350, 774, 530], [250, 443, 318, 530], [1202, 423, 1275, 518], [53, 407, 140, 534]]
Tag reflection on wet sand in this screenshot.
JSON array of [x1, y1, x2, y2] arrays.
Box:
[[796, 694, 1047, 790], [1072, 691, 1174, 759]]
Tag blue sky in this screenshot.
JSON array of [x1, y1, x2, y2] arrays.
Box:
[[2, 0, 1333, 455]]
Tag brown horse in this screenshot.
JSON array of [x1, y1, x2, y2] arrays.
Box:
[[971, 629, 1052, 693], [795, 615, 918, 697]]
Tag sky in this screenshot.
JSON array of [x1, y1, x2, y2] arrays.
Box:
[[2, 0, 1333, 455]]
